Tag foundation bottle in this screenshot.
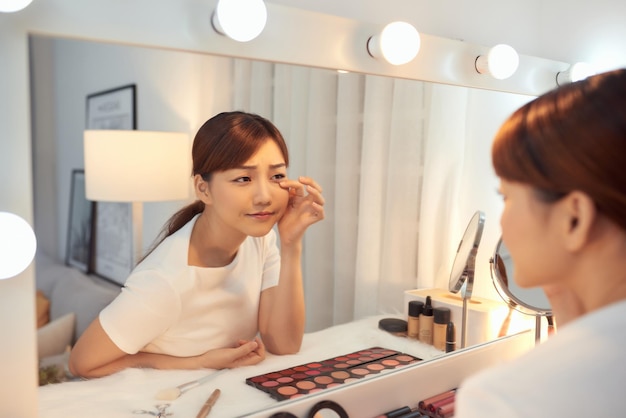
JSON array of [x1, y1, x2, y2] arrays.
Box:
[[418, 296, 434, 345], [407, 300, 424, 339], [433, 307, 451, 350]]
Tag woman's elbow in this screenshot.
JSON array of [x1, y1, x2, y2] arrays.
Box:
[[264, 334, 303, 355]]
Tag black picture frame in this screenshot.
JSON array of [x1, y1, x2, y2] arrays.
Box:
[[86, 84, 136, 130], [86, 84, 136, 285], [65, 169, 94, 272]]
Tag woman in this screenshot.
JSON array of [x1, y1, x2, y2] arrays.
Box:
[[456, 69, 626, 416], [69, 111, 325, 378]]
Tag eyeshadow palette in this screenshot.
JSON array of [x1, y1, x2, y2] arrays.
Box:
[[246, 347, 421, 400]]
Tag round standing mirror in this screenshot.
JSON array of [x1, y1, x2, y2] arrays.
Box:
[[448, 210, 485, 348], [490, 238, 552, 341]]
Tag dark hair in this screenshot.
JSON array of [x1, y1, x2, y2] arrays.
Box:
[[140, 111, 289, 261], [492, 68, 626, 231]]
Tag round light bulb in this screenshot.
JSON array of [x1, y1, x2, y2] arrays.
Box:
[[569, 62, 595, 81], [0, 212, 37, 279], [476, 44, 519, 80], [368, 21, 421, 66], [556, 62, 596, 86], [0, 0, 33, 12], [213, 0, 267, 42]]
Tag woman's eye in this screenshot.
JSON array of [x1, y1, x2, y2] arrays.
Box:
[[272, 173, 286, 181], [234, 176, 251, 183]]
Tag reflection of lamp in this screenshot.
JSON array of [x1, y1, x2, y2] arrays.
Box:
[[475, 44, 520, 80], [367, 21, 421, 66], [0, 0, 33, 13], [0, 212, 37, 280], [556, 62, 596, 86], [211, 0, 267, 42], [84, 130, 190, 262]]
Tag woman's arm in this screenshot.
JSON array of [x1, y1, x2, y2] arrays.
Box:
[[258, 176, 324, 354], [69, 318, 266, 378]]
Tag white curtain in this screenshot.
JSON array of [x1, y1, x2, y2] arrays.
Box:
[[231, 58, 432, 331]]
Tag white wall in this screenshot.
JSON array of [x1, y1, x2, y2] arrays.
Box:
[[31, 36, 237, 262], [1, 0, 625, 416]]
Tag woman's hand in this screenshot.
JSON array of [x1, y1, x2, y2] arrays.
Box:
[[278, 176, 325, 245], [197, 337, 266, 369]]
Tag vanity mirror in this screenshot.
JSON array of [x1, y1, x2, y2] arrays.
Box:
[[490, 238, 552, 341], [448, 210, 485, 348]]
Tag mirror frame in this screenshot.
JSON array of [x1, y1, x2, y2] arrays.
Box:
[[490, 238, 552, 316], [0, 1, 570, 415]]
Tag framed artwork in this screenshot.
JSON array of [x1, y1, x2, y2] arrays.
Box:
[[65, 169, 94, 272], [86, 84, 137, 130], [87, 84, 136, 285]]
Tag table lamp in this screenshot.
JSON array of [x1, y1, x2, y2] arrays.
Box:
[[84, 129, 191, 267]]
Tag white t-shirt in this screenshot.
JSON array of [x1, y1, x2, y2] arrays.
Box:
[[456, 299, 626, 417], [100, 214, 281, 356]]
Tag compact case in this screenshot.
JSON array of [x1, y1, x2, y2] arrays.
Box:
[[246, 347, 421, 400]]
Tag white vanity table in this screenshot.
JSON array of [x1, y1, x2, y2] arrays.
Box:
[[38, 316, 533, 417]]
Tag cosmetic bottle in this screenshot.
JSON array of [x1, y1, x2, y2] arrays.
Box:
[[407, 300, 424, 339], [446, 322, 456, 353], [418, 296, 434, 345], [433, 307, 451, 350]]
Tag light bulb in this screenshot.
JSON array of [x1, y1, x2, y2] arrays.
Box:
[[475, 44, 520, 80], [556, 62, 596, 86], [367, 21, 421, 66], [0, 0, 32, 12], [0, 212, 37, 279], [212, 0, 267, 42]]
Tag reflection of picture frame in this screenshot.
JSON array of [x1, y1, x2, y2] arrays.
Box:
[[66, 169, 94, 272], [86, 84, 136, 130], [87, 84, 136, 285], [92, 202, 134, 285]]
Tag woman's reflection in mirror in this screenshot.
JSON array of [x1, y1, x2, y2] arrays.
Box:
[[68, 111, 325, 378], [456, 69, 626, 416]]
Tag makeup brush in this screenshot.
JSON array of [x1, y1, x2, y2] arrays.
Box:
[[156, 369, 226, 401]]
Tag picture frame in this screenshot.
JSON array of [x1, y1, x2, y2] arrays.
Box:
[[65, 169, 94, 272], [86, 84, 136, 285], [86, 84, 137, 130]]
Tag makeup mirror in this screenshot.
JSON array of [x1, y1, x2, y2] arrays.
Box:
[[490, 238, 551, 341], [448, 210, 485, 348], [27, 25, 535, 418]]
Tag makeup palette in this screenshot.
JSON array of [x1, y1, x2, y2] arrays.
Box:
[[246, 347, 421, 401]]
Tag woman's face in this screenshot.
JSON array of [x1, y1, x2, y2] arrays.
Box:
[[499, 179, 564, 289], [204, 139, 289, 239]]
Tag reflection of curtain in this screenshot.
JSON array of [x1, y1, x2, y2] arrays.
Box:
[[232, 59, 429, 331]]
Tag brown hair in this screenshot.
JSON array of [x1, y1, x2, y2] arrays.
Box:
[[140, 111, 289, 261], [492, 68, 626, 231]]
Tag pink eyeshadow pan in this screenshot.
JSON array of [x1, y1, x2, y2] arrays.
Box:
[[351, 368, 369, 376], [296, 380, 316, 390], [277, 386, 298, 396]]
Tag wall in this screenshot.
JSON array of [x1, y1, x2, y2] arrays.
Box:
[[30, 36, 236, 261], [1, 0, 625, 416]]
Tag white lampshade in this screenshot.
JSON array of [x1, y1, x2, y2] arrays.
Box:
[[212, 0, 267, 42], [0, 0, 33, 13], [367, 21, 421, 66], [0, 212, 37, 280], [475, 44, 520, 80], [84, 130, 191, 202]]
